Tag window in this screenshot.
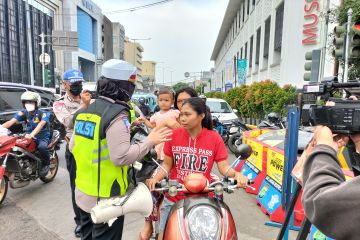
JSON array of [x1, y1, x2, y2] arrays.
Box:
[[249, 36, 253, 68], [239, 10, 241, 28], [240, 47, 243, 59], [242, 2, 245, 22], [206, 101, 232, 114], [245, 42, 248, 59], [255, 28, 261, 64], [264, 17, 271, 58], [274, 2, 284, 52], [253, 0, 256, 6], [0, 88, 26, 111], [247, 0, 250, 15]]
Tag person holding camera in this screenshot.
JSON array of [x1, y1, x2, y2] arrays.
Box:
[[53, 69, 91, 237], [302, 125, 360, 240]]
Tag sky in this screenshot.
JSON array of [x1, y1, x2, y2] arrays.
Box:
[[91, 0, 228, 85]]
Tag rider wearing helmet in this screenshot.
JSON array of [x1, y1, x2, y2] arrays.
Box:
[[138, 97, 151, 117], [69, 59, 171, 239], [1, 91, 51, 177]]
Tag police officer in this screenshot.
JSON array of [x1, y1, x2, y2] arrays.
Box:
[[53, 69, 91, 237], [69, 59, 171, 240], [2, 91, 51, 177]]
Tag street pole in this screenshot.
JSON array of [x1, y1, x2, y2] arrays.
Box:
[[319, 0, 330, 82], [40, 33, 46, 87], [26, 0, 34, 86], [344, 8, 353, 83]]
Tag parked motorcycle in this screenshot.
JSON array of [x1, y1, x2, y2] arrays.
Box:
[[228, 113, 286, 155], [213, 116, 231, 143], [0, 130, 61, 205]]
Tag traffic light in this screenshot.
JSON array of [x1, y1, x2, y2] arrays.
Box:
[[303, 49, 321, 82], [332, 24, 346, 60], [348, 22, 360, 60]]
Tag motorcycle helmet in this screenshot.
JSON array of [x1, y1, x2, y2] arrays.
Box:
[[21, 91, 41, 107], [138, 97, 146, 105], [267, 112, 279, 123], [97, 59, 137, 103]]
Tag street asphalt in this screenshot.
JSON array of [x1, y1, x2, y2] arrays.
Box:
[[0, 143, 298, 240]]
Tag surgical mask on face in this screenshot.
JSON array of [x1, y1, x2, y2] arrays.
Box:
[[25, 103, 35, 112], [69, 84, 83, 96]]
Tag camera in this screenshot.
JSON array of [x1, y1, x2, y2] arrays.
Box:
[[301, 77, 360, 134]]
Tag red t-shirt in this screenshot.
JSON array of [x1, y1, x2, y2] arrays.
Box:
[[163, 127, 228, 202]]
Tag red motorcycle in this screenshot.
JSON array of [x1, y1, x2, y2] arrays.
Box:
[[0, 130, 61, 205], [153, 144, 254, 240]]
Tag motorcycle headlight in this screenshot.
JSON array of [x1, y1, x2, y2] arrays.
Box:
[[185, 206, 221, 240]]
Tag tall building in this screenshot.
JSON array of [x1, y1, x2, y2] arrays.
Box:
[[102, 15, 113, 61], [112, 22, 125, 60], [211, 0, 340, 90], [142, 61, 156, 92], [63, 0, 103, 82], [0, 0, 63, 87], [124, 37, 144, 81]]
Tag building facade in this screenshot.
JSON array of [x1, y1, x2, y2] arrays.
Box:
[[142, 61, 156, 92], [63, 0, 102, 82], [112, 22, 125, 60], [124, 37, 144, 81], [102, 15, 113, 61], [211, 0, 340, 91], [0, 0, 63, 88]]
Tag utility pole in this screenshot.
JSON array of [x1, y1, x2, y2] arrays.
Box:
[[344, 8, 353, 83], [26, 0, 34, 85], [319, 0, 330, 81], [40, 33, 46, 87]]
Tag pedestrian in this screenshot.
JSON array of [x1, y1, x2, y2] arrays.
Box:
[[53, 69, 91, 238], [69, 59, 172, 240], [146, 97, 248, 240], [138, 97, 151, 117]]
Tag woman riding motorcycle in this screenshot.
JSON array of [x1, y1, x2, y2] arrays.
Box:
[[146, 97, 248, 240]]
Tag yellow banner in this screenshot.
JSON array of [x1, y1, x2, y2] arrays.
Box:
[[267, 149, 284, 186], [246, 139, 263, 171]]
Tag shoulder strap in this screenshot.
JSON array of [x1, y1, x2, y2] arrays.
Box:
[[97, 104, 111, 203]]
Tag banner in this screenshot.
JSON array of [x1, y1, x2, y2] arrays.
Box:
[[237, 59, 247, 85], [225, 82, 233, 92]]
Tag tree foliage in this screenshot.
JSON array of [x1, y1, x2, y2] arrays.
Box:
[[205, 80, 297, 118], [172, 82, 189, 92]]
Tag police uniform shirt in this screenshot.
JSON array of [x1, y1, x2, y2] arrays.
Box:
[[14, 109, 51, 140]]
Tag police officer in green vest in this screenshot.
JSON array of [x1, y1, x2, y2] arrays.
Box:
[[70, 59, 172, 240]]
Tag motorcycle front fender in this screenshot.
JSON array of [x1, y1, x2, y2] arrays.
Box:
[[164, 208, 188, 240]]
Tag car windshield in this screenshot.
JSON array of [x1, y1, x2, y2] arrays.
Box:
[[206, 101, 232, 113]]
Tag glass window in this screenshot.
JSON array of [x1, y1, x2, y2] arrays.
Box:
[[0, 88, 26, 111], [274, 2, 284, 52], [256, 27, 261, 64], [249, 36, 253, 68], [206, 101, 232, 114], [264, 17, 271, 58]]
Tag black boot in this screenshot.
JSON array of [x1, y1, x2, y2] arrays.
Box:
[[39, 164, 49, 177]]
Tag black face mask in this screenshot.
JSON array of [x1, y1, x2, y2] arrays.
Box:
[[69, 84, 83, 96]]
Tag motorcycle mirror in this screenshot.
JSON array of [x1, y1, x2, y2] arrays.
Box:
[[237, 144, 253, 160]]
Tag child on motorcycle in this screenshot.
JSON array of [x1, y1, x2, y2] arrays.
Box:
[[146, 97, 248, 240], [1, 91, 51, 177]]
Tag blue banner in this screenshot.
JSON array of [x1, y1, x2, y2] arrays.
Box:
[[237, 59, 247, 85], [225, 82, 233, 92]]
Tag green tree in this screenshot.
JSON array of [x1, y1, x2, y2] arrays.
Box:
[[172, 82, 189, 92], [336, 0, 360, 79]]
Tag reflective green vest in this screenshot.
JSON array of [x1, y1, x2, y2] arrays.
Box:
[[129, 102, 136, 123], [72, 99, 129, 198]]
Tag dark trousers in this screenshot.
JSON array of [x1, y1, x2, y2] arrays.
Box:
[[79, 208, 124, 240], [65, 144, 81, 226], [36, 138, 50, 166]]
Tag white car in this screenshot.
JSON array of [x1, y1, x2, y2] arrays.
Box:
[[206, 98, 239, 123]]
